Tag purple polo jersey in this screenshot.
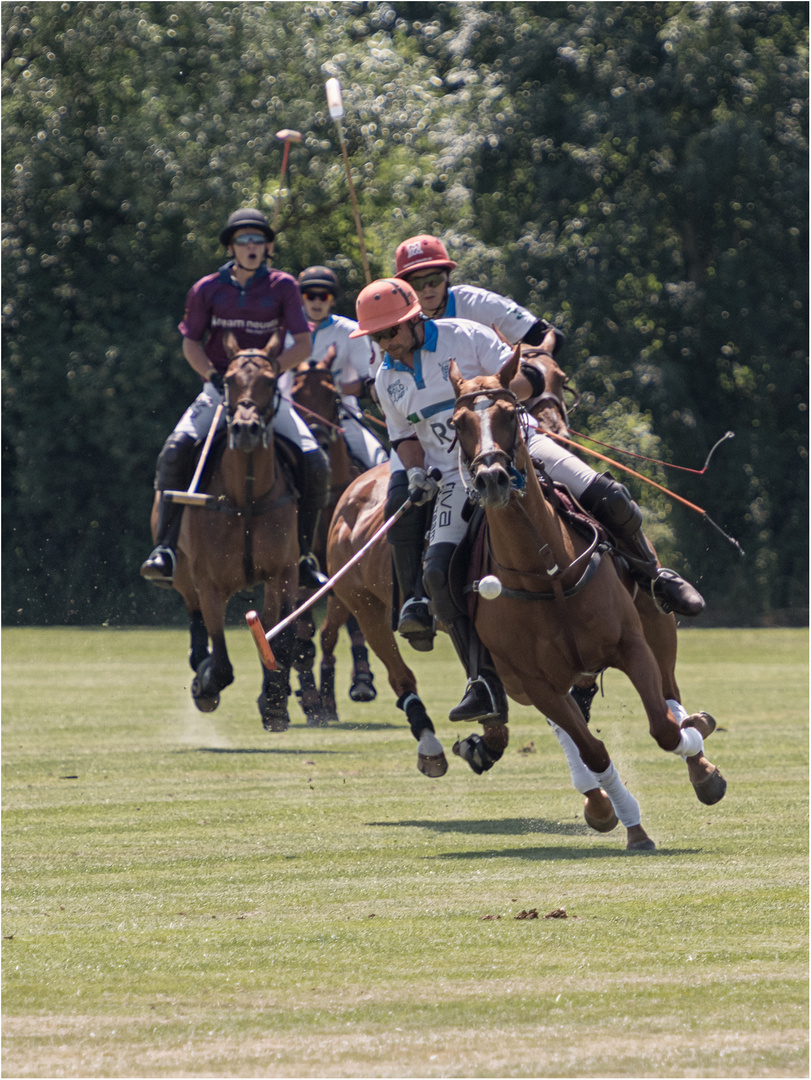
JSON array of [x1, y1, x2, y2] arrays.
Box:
[[178, 263, 310, 371]]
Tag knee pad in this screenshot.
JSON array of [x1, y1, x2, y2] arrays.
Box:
[[387, 473, 429, 546], [422, 543, 457, 624], [156, 433, 197, 489], [581, 472, 642, 533], [302, 448, 331, 506]]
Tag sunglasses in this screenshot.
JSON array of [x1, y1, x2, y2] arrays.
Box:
[[232, 233, 268, 246], [302, 291, 330, 302], [371, 325, 400, 344], [407, 272, 445, 292]]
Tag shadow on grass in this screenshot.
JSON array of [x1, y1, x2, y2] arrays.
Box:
[[189, 747, 347, 756], [368, 817, 592, 837], [432, 845, 696, 860]]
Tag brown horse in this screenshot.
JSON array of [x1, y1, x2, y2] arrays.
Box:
[[288, 354, 378, 723], [156, 334, 299, 730], [446, 348, 727, 831]]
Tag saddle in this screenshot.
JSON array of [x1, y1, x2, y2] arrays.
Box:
[[196, 429, 301, 507]]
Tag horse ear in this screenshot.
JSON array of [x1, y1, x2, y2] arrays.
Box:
[[499, 343, 521, 388], [262, 331, 283, 360], [223, 332, 241, 360], [318, 345, 337, 371], [448, 359, 465, 395]]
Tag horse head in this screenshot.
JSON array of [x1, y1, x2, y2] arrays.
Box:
[[291, 346, 341, 451], [223, 333, 280, 453], [449, 346, 523, 510]]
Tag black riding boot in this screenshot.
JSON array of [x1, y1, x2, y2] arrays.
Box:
[[140, 432, 198, 588], [297, 447, 331, 590], [579, 472, 705, 617], [386, 470, 434, 648], [423, 542, 508, 724]]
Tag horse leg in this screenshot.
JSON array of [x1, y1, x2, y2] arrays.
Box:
[[344, 590, 446, 777], [190, 594, 234, 714], [188, 610, 210, 672], [452, 722, 510, 775], [258, 622, 295, 732], [318, 594, 350, 723], [291, 599, 325, 727], [346, 613, 377, 703], [618, 630, 727, 806]]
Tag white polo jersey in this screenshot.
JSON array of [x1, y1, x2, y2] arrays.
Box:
[[376, 317, 513, 476], [278, 313, 381, 401], [442, 284, 535, 345]]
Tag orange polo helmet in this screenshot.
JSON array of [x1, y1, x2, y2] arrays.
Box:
[[394, 234, 457, 277], [349, 278, 422, 337]]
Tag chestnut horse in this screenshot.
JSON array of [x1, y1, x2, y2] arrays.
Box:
[[446, 348, 727, 826], [289, 354, 378, 723], [156, 335, 299, 730]]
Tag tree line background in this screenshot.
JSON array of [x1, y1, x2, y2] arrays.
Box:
[[3, 1, 807, 627]]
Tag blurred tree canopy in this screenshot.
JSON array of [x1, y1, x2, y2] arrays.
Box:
[[3, 1, 807, 626]]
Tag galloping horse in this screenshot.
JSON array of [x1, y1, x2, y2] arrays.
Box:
[[158, 334, 299, 730], [446, 347, 727, 819], [288, 354, 378, 723], [326, 346, 725, 846]]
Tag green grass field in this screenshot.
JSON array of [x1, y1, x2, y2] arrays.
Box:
[[2, 625, 807, 1078]]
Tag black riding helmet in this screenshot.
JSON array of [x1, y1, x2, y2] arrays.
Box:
[[298, 266, 340, 296], [219, 208, 275, 246]]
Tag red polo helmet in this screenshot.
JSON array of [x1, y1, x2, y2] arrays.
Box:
[[349, 278, 422, 337], [394, 234, 457, 277]]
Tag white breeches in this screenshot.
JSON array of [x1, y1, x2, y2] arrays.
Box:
[[172, 383, 319, 454]]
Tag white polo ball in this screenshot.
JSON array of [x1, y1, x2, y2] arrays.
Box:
[[478, 575, 503, 600]]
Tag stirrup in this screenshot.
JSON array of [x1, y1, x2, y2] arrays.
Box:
[[298, 554, 328, 590], [651, 568, 705, 618], [448, 676, 505, 725], [140, 546, 176, 589]]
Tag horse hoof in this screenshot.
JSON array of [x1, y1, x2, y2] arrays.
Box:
[[418, 751, 448, 778], [583, 790, 619, 833], [306, 711, 329, 727], [681, 711, 717, 740], [191, 676, 219, 712], [692, 765, 727, 805], [626, 837, 657, 852], [262, 714, 289, 732], [349, 671, 377, 703]]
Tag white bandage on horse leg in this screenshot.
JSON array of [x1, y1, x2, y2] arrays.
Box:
[[666, 698, 689, 723], [593, 763, 642, 828], [546, 719, 601, 795], [672, 725, 704, 760]]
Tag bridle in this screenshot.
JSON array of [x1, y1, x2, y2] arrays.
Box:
[[224, 351, 280, 450], [450, 387, 530, 497]]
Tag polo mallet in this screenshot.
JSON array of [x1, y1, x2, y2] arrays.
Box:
[[325, 78, 372, 284], [246, 471, 441, 667], [272, 129, 302, 234], [163, 402, 224, 509]]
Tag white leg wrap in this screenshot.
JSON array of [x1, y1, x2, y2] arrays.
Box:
[[593, 763, 642, 828], [673, 725, 704, 760], [417, 730, 443, 756], [667, 698, 689, 723], [546, 719, 601, 795]]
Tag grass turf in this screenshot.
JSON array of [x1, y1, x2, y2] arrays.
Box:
[[2, 625, 807, 1077]]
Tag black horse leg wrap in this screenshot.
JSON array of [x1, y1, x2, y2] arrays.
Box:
[[396, 691, 435, 737]]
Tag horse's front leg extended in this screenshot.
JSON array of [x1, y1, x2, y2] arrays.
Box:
[[318, 595, 351, 723], [291, 595, 324, 726], [192, 588, 234, 711], [257, 581, 295, 733]]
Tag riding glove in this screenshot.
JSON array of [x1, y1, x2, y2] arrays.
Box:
[[406, 467, 440, 506]]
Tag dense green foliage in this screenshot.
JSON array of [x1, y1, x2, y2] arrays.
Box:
[[3, 2, 807, 625]]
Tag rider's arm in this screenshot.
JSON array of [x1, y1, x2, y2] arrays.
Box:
[[393, 437, 425, 472], [277, 332, 312, 373], [183, 337, 217, 381]]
